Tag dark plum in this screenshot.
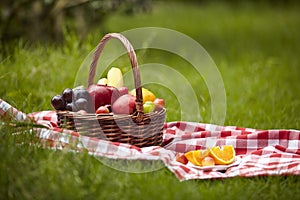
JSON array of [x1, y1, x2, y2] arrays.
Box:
[[51, 95, 65, 110], [73, 88, 92, 112], [75, 98, 88, 111], [52, 87, 92, 113], [73, 89, 90, 102], [62, 88, 73, 103], [66, 102, 78, 112]]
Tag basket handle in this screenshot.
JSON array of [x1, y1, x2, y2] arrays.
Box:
[[88, 33, 144, 117]]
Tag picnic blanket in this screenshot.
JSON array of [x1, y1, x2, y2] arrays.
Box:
[[1, 98, 300, 181]]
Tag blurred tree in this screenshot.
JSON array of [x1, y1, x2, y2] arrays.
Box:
[[0, 0, 151, 44]]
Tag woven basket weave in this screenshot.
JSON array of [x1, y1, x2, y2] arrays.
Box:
[[57, 33, 166, 147]]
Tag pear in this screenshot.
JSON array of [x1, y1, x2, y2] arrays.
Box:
[[107, 67, 123, 89], [97, 78, 108, 85]]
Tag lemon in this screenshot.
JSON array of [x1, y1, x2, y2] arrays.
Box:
[[130, 88, 156, 103]]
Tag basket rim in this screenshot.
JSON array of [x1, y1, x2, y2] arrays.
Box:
[[57, 108, 166, 120]]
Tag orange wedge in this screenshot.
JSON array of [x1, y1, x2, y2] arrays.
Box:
[[184, 149, 210, 166], [209, 145, 235, 165]]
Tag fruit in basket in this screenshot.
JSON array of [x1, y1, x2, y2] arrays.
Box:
[[66, 102, 77, 112], [112, 94, 136, 114], [154, 98, 165, 111], [130, 88, 156, 103], [201, 156, 215, 167], [104, 104, 112, 112], [73, 88, 91, 102], [154, 98, 165, 107], [118, 86, 129, 96], [97, 78, 108, 85], [154, 104, 164, 112], [88, 84, 120, 111], [209, 145, 235, 165], [107, 67, 123, 88], [62, 88, 73, 103], [75, 98, 88, 111], [51, 87, 92, 113], [73, 88, 92, 112], [77, 110, 88, 115], [96, 106, 110, 114], [51, 95, 66, 110], [176, 153, 189, 165], [143, 101, 155, 113]]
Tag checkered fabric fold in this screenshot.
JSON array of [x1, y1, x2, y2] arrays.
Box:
[[1, 99, 300, 181]]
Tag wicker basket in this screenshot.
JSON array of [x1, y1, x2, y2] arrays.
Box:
[[57, 33, 166, 148]]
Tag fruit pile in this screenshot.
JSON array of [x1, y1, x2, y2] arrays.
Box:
[[51, 67, 165, 115], [51, 87, 92, 113], [176, 145, 236, 167]]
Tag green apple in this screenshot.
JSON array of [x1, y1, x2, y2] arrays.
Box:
[[143, 101, 155, 113]]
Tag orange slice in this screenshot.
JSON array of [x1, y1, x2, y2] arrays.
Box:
[[185, 151, 202, 166], [184, 149, 210, 166], [209, 145, 235, 165]]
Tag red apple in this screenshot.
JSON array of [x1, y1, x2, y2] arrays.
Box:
[[154, 98, 165, 107], [112, 94, 136, 114], [154, 98, 165, 112], [118, 86, 129, 96], [96, 106, 110, 114], [88, 84, 120, 111], [143, 101, 155, 113]]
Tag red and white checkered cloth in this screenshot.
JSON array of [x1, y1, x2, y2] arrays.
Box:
[[1, 98, 300, 181]]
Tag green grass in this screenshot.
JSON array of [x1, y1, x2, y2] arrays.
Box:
[[1, 1, 300, 199]]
